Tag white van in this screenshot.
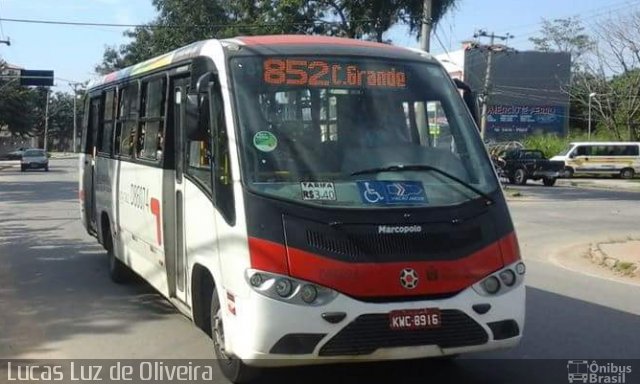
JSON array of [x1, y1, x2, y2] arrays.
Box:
[[551, 142, 640, 179]]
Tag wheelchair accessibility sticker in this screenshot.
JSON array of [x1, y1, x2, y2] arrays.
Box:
[[356, 181, 427, 205]]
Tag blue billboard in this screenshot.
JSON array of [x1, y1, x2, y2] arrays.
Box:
[[487, 105, 566, 137]]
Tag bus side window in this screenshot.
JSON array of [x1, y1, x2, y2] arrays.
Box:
[[137, 77, 166, 161], [98, 89, 116, 155], [115, 82, 139, 158]]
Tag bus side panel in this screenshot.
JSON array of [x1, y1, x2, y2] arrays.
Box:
[[115, 160, 169, 296]]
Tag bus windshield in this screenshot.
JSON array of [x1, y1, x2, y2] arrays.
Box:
[[230, 56, 498, 207]]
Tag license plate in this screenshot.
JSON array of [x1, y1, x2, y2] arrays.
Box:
[[389, 308, 441, 330]]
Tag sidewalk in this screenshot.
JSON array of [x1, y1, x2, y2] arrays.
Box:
[[588, 239, 640, 278]]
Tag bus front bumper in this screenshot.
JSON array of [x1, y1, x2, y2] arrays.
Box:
[[223, 282, 525, 367]]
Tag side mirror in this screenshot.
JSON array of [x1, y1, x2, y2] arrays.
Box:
[[454, 78, 480, 128]]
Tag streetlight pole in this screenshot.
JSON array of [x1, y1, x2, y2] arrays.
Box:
[[588, 92, 596, 141]]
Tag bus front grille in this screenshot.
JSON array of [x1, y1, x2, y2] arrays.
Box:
[[305, 229, 482, 260], [318, 310, 488, 356]]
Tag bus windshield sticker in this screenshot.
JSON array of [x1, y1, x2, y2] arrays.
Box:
[[253, 131, 278, 152], [301, 182, 337, 201], [357, 181, 427, 205], [263, 58, 407, 89]]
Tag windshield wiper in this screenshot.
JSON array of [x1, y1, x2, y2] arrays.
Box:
[[350, 164, 495, 205]]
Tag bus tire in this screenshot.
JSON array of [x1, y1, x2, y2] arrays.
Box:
[[620, 168, 635, 179], [211, 287, 258, 383], [104, 225, 131, 284]]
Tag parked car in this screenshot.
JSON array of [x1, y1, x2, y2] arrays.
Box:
[[495, 148, 565, 186], [7, 147, 28, 160], [550, 141, 640, 179], [21, 148, 49, 172]]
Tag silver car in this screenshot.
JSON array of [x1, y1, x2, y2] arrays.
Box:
[[21, 149, 49, 172]]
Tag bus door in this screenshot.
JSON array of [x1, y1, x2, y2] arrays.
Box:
[[82, 95, 101, 231], [163, 76, 191, 303]]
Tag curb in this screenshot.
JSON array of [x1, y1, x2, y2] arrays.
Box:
[[586, 240, 640, 277], [549, 237, 640, 287]]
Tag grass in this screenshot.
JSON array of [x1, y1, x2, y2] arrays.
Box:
[[614, 261, 637, 276], [520, 131, 625, 158], [509, 191, 522, 197]]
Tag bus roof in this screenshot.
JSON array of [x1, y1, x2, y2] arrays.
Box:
[[89, 35, 435, 89], [569, 141, 640, 146]]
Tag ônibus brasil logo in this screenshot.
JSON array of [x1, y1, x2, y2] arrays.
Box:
[[567, 360, 632, 383]]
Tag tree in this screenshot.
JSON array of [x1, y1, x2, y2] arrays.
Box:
[[570, 10, 640, 140], [529, 17, 597, 134], [0, 61, 43, 138], [529, 17, 595, 70], [97, 0, 460, 73]]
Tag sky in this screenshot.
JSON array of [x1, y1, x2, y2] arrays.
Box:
[[1, 0, 639, 93]]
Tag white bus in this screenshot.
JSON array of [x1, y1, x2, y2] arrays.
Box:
[[80, 35, 525, 382], [551, 141, 640, 179]]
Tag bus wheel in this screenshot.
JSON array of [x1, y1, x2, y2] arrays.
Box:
[[211, 287, 258, 383], [105, 225, 131, 284], [620, 168, 635, 179]]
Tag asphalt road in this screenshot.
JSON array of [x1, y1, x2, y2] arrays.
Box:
[[1, 159, 639, 383]]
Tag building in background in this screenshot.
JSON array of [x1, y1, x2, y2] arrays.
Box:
[[437, 46, 571, 141]]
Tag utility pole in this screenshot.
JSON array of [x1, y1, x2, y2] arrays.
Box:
[[419, 0, 432, 51], [44, 88, 51, 152], [70, 82, 82, 153], [474, 30, 514, 140], [416, 0, 433, 145]]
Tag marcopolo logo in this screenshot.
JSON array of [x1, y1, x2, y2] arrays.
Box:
[[567, 360, 632, 384], [378, 225, 422, 234]]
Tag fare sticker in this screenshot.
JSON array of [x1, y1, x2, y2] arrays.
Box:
[[301, 182, 337, 201]]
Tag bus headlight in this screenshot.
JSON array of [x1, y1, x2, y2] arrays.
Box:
[[249, 273, 263, 287], [472, 261, 525, 296], [275, 278, 293, 297], [482, 276, 501, 294], [499, 270, 516, 286], [300, 284, 318, 304], [245, 270, 337, 306]]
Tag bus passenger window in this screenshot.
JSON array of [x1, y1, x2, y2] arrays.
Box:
[[98, 89, 116, 155], [137, 78, 166, 161], [115, 83, 139, 158]]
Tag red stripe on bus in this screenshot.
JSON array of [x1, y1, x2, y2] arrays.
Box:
[[236, 35, 404, 50], [248, 237, 289, 275], [498, 231, 521, 265], [150, 198, 162, 246], [249, 232, 518, 297]]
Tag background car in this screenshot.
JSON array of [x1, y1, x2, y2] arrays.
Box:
[[21, 148, 49, 172], [6, 147, 28, 160]]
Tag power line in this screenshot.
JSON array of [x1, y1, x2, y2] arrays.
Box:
[[506, 0, 640, 45], [0, 16, 381, 30]]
